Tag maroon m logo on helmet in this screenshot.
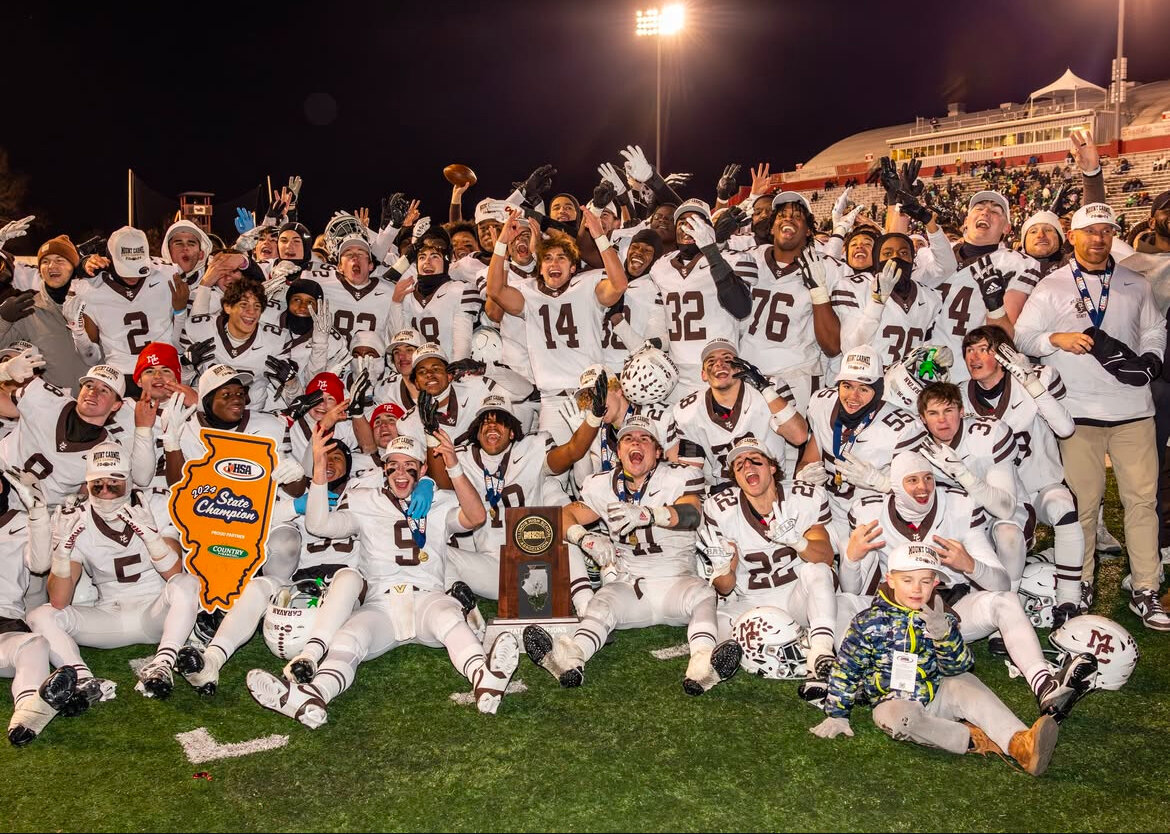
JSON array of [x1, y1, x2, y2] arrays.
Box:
[[1087, 629, 1115, 656]]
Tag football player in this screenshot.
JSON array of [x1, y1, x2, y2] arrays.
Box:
[[246, 428, 519, 725], [388, 226, 481, 359], [523, 416, 742, 695]]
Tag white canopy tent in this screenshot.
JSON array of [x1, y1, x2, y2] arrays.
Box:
[[1029, 68, 1107, 111]]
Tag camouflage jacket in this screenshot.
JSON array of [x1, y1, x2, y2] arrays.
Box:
[[823, 585, 973, 719]]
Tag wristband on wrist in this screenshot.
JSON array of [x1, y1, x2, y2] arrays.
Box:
[[493, 241, 508, 258], [595, 235, 612, 253], [446, 462, 464, 479], [584, 412, 603, 428], [762, 386, 781, 405], [770, 403, 799, 432], [809, 287, 830, 305], [566, 524, 587, 546]]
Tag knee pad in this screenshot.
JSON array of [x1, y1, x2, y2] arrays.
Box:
[[263, 525, 302, 584], [799, 561, 833, 589], [8, 631, 46, 663], [26, 603, 69, 634], [426, 597, 467, 643], [165, 572, 201, 607]]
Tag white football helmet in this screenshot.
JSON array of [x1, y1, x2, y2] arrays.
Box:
[[1018, 560, 1057, 628], [732, 606, 808, 679], [471, 326, 502, 365], [1049, 614, 1138, 691], [323, 212, 370, 261], [884, 344, 953, 410], [263, 584, 324, 660], [620, 344, 680, 405]]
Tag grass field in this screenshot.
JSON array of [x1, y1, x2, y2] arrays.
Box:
[[3, 479, 1168, 833]]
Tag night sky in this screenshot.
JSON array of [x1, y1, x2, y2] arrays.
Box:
[[6, 0, 1170, 246]]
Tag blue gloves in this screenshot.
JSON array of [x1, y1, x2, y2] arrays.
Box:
[[234, 208, 256, 234], [408, 477, 435, 520]]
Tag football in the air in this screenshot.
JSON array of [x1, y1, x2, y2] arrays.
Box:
[[443, 163, 477, 186]]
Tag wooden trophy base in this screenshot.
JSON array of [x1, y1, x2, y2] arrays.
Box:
[[483, 616, 580, 653]]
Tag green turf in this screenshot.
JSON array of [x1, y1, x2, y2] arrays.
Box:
[[2, 479, 1167, 833]]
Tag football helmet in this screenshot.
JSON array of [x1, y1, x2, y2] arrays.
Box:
[[620, 344, 680, 405], [471, 326, 502, 365], [884, 344, 953, 410], [732, 606, 808, 679], [322, 212, 370, 262], [1018, 560, 1057, 628], [1049, 614, 1138, 691], [263, 581, 325, 660]]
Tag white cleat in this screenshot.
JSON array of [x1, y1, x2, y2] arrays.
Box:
[[474, 633, 521, 715], [246, 669, 328, 729]]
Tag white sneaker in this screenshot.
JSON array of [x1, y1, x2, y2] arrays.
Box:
[[1096, 507, 1123, 557], [246, 669, 328, 729], [473, 633, 520, 715]]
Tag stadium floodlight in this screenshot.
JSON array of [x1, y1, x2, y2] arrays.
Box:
[[634, 5, 686, 170]]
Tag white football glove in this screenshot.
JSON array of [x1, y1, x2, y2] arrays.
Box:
[[597, 162, 628, 196], [832, 205, 863, 239], [310, 297, 331, 343], [273, 458, 306, 485], [810, 717, 854, 739], [288, 175, 303, 201], [411, 217, 432, 243], [620, 144, 654, 184], [234, 226, 263, 255], [118, 503, 176, 566], [566, 524, 617, 568], [50, 505, 86, 578], [0, 346, 45, 384], [835, 450, 891, 493], [919, 437, 971, 484], [831, 187, 853, 227], [681, 217, 717, 249], [326, 346, 351, 377], [872, 258, 900, 305], [62, 295, 87, 336], [696, 524, 733, 585], [2, 468, 46, 521], [796, 461, 831, 487], [764, 502, 807, 551], [159, 391, 197, 454], [996, 344, 1046, 398], [0, 215, 34, 245], [606, 501, 668, 537], [265, 261, 301, 300]]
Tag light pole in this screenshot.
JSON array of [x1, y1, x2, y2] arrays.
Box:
[[1113, 0, 1126, 150], [635, 5, 685, 171]]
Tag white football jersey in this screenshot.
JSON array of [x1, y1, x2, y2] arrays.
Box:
[[3, 379, 129, 507], [668, 385, 790, 484], [702, 480, 830, 600], [0, 509, 30, 620], [313, 268, 394, 342], [519, 270, 607, 393], [396, 376, 496, 447], [391, 280, 481, 355], [830, 272, 943, 371], [736, 246, 848, 377], [453, 433, 556, 555], [600, 277, 667, 376], [578, 462, 706, 580], [75, 270, 178, 374], [325, 486, 461, 592], [845, 485, 998, 594], [481, 261, 536, 378], [806, 388, 919, 518], [961, 369, 1068, 499], [895, 415, 1019, 507], [649, 251, 751, 388], [183, 313, 289, 411], [68, 490, 178, 604]]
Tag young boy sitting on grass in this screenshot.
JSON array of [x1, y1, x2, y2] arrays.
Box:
[[809, 542, 1060, 776]]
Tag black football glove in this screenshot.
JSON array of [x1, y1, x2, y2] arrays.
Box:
[[183, 337, 216, 370], [520, 164, 557, 206], [446, 358, 486, 381], [895, 190, 933, 225], [899, 159, 924, 198], [1085, 326, 1162, 386], [716, 163, 742, 202], [281, 390, 324, 422], [0, 290, 37, 323], [264, 356, 299, 393], [381, 192, 409, 229], [592, 180, 617, 211], [879, 156, 900, 206], [972, 256, 1008, 314], [347, 370, 373, 416], [714, 206, 748, 244], [729, 357, 771, 392], [591, 370, 609, 418], [417, 391, 441, 434]]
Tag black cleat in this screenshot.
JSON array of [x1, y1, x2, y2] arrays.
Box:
[[523, 625, 554, 668], [290, 658, 316, 684], [39, 666, 78, 711], [174, 645, 204, 676], [1041, 652, 1098, 724], [710, 640, 743, 682], [558, 667, 584, 688], [447, 581, 478, 615], [59, 678, 112, 718]]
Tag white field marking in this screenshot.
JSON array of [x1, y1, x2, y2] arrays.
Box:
[[449, 679, 528, 706], [176, 727, 290, 764], [651, 643, 690, 660]]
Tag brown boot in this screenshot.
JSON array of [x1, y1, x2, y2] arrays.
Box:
[[1008, 715, 1059, 776], [962, 721, 1004, 756]]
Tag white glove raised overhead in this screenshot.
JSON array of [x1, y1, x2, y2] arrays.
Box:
[[310, 297, 332, 344], [597, 162, 629, 196], [0, 215, 35, 245], [681, 217, 717, 250], [620, 144, 654, 184], [2, 468, 46, 522]]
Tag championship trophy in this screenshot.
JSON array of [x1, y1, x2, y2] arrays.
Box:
[[483, 506, 579, 650]]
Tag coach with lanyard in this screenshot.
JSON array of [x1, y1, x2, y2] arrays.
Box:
[[1014, 203, 1170, 631]]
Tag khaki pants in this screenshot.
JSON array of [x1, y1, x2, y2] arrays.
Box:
[[1060, 418, 1162, 592]]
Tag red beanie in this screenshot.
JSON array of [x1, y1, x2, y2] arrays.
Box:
[[370, 402, 406, 423], [306, 372, 344, 405], [133, 342, 181, 383]]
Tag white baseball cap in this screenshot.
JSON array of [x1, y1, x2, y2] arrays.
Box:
[[197, 363, 254, 401], [389, 329, 424, 351], [337, 235, 371, 257], [887, 543, 946, 576], [967, 190, 1011, 219], [410, 342, 448, 370], [107, 226, 151, 279], [700, 338, 739, 365], [771, 191, 813, 213], [350, 330, 386, 355], [837, 345, 883, 385], [615, 414, 662, 445], [80, 365, 126, 399], [725, 435, 777, 468], [1071, 202, 1121, 231], [577, 363, 609, 393], [673, 198, 712, 224], [85, 441, 130, 481], [385, 434, 426, 464]]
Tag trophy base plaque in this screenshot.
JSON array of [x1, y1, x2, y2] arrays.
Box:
[[483, 616, 579, 654]]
